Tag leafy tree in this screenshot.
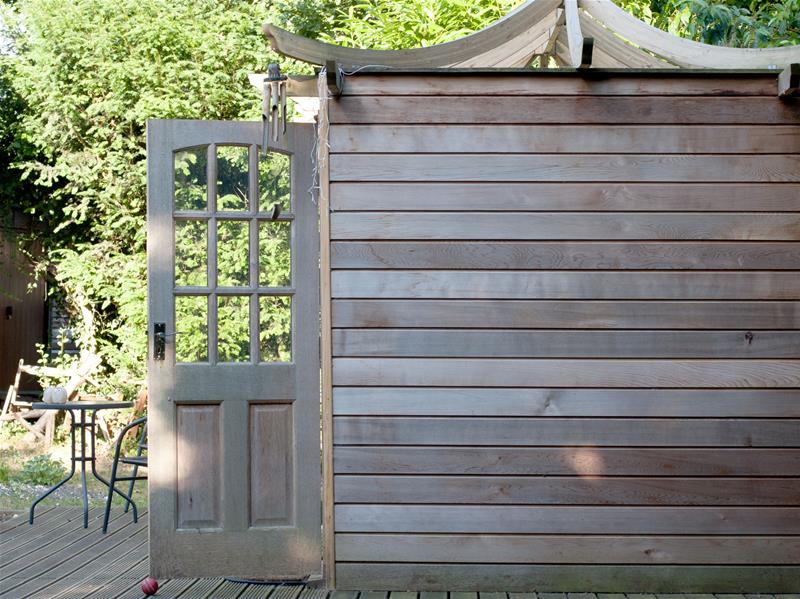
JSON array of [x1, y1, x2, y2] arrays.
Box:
[[2, 0, 798, 403], [275, 0, 799, 49], [1, 0, 304, 396], [615, 0, 799, 46]]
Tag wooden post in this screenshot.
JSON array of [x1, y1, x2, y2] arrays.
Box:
[[326, 60, 343, 98], [778, 63, 800, 97], [580, 36, 594, 69]]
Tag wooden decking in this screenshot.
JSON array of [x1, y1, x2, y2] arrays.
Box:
[[2, 507, 799, 599]]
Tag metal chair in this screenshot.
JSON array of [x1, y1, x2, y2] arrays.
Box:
[[102, 416, 147, 533]]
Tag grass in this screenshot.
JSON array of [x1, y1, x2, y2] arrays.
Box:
[[0, 418, 148, 511]]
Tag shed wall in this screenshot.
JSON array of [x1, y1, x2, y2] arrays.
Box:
[[325, 73, 800, 592]]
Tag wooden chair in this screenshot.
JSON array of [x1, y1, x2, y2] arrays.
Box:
[[102, 416, 147, 533]]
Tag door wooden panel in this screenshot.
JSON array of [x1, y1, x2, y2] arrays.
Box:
[[250, 403, 293, 527], [147, 120, 320, 578], [176, 404, 221, 529]]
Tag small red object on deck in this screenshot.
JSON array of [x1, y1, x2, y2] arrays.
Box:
[[141, 577, 159, 596]]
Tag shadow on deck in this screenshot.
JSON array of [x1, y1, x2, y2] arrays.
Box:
[[1, 507, 797, 599]]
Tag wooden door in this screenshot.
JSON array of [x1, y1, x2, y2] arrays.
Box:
[[147, 120, 320, 579]]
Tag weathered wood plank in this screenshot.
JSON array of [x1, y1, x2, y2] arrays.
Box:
[[333, 358, 800, 388], [335, 534, 800, 564], [3, 508, 130, 570], [330, 242, 800, 271], [329, 96, 800, 125], [330, 214, 800, 241], [330, 154, 800, 183], [332, 330, 800, 358], [338, 74, 781, 96], [330, 125, 800, 154], [331, 271, 800, 300], [332, 387, 800, 417], [236, 583, 278, 599], [329, 183, 800, 212], [1, 509, 142, 579], [332, 417, 800, 447], [334, 505, 800, 534], [2, 527, 147, 598], [333, 446, 800, 475], [332, 300, 800, 330], [334, 475, 800, 505], [334, 563, 800, 592]]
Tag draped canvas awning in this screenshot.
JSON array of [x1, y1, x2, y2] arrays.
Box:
[[263, 0, 800, 70]]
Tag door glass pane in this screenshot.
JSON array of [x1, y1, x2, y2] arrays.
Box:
[[259, 296, 291, 362], [218, 295, 250, 362], [259, 221, 291, 288], [175, 296, 208, 362], [217, 221, 249, 287], [217, 145, 249, 211], [259, 152, 291, 212], [175, 220, 207, 287], [174, 148, 207, 211]]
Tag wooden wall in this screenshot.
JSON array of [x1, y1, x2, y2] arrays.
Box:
[[325, 72, 800, 592]]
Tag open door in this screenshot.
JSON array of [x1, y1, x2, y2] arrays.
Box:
[[146, 120, 320, 579]]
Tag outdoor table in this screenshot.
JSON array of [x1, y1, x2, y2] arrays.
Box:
[[28, 400, 133, 528]]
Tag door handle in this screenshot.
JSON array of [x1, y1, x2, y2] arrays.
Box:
[[153, 323, 184, 360], [154, 323, 166, 360]]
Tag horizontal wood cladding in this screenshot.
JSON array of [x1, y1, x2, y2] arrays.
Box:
[[333, 329, 800, 358], [335, 505, 800, 535], [330, 125, 800, 154], [331, 242, 800, 270], [333, 300, 800, 329], [332, 358, 800, 387], [338, 74, 782, 96], [335, 534, 800, 564], [327, 75, 800, 590], [330, 214, 800, 241], [334, 563, 800, 592], [330, 183, 800, 211], [334, 447, 800, 475], [334, 475, 800, 505], [331, 271, 800, 300], [329, 96, 800, 124], [332, 388, 800, 417], [330, 154, 800, 182], [333, 417, 800, 446], [331, 212, 800, 243]]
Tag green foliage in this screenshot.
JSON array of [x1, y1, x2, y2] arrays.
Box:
[[2, 0, 307, 397], [614, 0, 800, 46], [2, 0, 798, 405], [277, 0, 526, 49], [0, 461, 11, 484], [20, 454, 66, 486]]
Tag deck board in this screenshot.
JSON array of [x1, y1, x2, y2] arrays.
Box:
[[0, 508, 790, 598]]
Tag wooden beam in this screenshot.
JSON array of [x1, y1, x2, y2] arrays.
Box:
[[564, 0, 584, 68], [581, 0, 800, 69], [579, 12, 677, 68], [326, 60, 343, 97], [779, 63, 800, 97], [263, 0, 562, 68]]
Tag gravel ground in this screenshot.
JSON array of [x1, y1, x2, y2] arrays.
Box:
[[0, 480, 146, 510]]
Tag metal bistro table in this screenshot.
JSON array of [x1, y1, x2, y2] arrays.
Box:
[[29, 400, 133, 528]]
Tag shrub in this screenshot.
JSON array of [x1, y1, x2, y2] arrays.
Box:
[[20, 454, 67, 486]]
